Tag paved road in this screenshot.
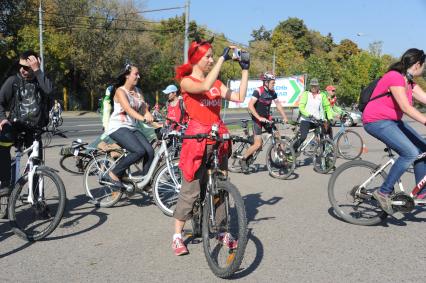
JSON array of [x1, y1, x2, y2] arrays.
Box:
[[1, 117, 425, 282], [57, 109, 301, 139]]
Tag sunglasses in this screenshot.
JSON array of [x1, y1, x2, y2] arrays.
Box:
[[19, 64, 31, 71]]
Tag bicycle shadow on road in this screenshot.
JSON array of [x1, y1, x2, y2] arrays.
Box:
[[230, 228, 263, 280], [228, 193, 283, 279], [44, 194, 109, 241], [327, 206, 426, 227], [243, 193, 283, 224]]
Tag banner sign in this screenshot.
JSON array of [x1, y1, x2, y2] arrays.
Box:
[[227, 75, 305, 108]]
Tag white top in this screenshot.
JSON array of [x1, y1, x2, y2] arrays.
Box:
[[300, 92, 323, 121], [107, 86, 146, 135]]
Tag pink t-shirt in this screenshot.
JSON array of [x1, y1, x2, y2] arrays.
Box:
[[362, 71, 414, 124]]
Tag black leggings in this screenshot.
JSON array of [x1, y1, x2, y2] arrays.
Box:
[[109, 128, 154, 177]]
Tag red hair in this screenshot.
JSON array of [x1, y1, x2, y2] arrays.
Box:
[[175, 41, 212, 81]]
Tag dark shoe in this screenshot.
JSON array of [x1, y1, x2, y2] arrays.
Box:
[[239, 159, 249, 174], [101, 173, 125, 188]]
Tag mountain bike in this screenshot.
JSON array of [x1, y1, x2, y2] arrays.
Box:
[[289, 118, 337, 174], [83, 126, 182, 214], [6, 128, 67, 241], [59, 139, 92, 174], [228, 118, 296, 179], [181, 126, 248, 278], [328, 147, 426, 226]]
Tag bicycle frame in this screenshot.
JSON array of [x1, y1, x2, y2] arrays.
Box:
[[359, 152, 426, 206], [94, 135, 181, 192], [12, 139, 43, 205]]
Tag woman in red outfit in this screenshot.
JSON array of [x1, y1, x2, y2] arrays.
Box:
[[171, 38, 249, 256]]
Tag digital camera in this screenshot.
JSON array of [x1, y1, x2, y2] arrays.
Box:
[[232, 49, 250, 63]]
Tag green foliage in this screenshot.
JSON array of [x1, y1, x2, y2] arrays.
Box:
[[0, 3, 402, 109]]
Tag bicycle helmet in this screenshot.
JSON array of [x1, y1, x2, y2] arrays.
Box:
[[260, 72, 276, 81], [0, 123, 15, 147]]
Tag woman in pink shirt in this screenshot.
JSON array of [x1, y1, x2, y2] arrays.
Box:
[[363, 48, 426, 214]]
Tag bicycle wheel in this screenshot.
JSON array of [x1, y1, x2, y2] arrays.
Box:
[[202, 180, 248, 278], [152, 158, 181, 216], [337, 130, 363, 160], [83, 156, 123, 208], [328, 160, 388, 225], [42, 131, 52, 147], [228, 141, 249, 173], [58, 117, 63, 127], [8, 167, 66, 241], [59, 154, 89, 175], [266, 137, 296, 179], [313, 138, 337, 174]]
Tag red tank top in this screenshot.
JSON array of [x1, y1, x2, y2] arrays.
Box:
[[182, 76, 223, 125], [167, 102, 182, 123]]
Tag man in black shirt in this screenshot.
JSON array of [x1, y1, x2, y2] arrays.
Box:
[[240, 72, 288, 172], [0, 50, 53, 192]]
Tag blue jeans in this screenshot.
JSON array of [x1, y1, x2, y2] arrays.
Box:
[[109, 127, 154, 177], [364, 120, 426, 194]]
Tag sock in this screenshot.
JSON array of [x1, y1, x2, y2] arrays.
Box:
[[173, 233, 182, 241]]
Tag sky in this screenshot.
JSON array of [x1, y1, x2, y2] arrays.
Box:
[[139, 0, 426, 58]]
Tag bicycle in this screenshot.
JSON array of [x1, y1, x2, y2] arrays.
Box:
[[328, 147, 426, 226], [333, 116, 364, 160], [289, 118, 337, 174], [83, 125, 182, 214], [59, 139, 93, 175], [180, 126, 248, 278], [6, 127, 67, 241], [228, 118, 296, 179]]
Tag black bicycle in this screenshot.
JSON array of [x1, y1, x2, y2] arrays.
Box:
[[289, 118, 337, 174], [181, 126, 248, 278], [228, 118, 296, 179], [59, 139, 92, 174]]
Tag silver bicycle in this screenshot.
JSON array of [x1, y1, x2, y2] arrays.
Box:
[[328, 147, 426, 225], [83, 127, 182, 215]]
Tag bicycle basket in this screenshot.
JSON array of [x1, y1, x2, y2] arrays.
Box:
[[60, 146, 73, 156]]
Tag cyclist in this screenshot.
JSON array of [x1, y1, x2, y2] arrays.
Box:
[[50, 99, 62, 123], [0, 50, 53, 192], [102, 63, 154, 188], [172, 38, 249, 256], [101, 85, 114, 131], [326, 85, 337, 107], [363, 48, 426, 214], [292, 78, 334, 154], [163, 84, 188, 128], [240, 72, 288, 173]]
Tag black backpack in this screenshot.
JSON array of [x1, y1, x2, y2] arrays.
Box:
[[358, 77, 391, 112], [10, 75, 51, 128]]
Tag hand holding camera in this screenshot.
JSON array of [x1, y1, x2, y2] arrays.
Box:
[[232, 48, 250, 70]]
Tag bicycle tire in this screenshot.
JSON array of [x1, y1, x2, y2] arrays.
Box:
[[265, 137, 296, 179], [313, 138, 337, 174], [58, 117, 63, 127], [83, 157, 123, 208], [228, 141, 249, 173], [202, 180, 248, 278], [152, 158, 181, 216], [8, 166, 66, 241], [336, 129, 363, 160], [328, 160, 388, 225], [59, 153, 90, 175]]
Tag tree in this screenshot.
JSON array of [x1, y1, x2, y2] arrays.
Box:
[[250, 25, 271, 42]]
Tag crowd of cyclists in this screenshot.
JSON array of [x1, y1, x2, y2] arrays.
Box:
[[1, 41, 426, 275]]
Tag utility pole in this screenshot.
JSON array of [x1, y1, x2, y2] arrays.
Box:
[[272, 48, 276, 74], [38, 0, 44, 72], [183, 0, 190, 63]]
